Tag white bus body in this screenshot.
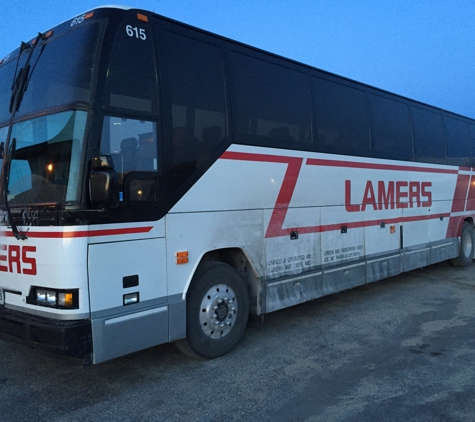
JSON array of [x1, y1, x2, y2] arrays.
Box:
[[1, 144, 470, 362]]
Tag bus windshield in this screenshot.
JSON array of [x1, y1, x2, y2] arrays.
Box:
[[0, 125, 6, 172], [0, 21, 103, 207], [2, 110, 87, 205], [0, 21, 102, 124]]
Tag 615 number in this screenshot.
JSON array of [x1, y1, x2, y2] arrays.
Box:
[[126, 25, 146, 40]]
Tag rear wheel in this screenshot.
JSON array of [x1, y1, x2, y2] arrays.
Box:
[[451, 222, 475, 267], [175, 261, 249, 359]]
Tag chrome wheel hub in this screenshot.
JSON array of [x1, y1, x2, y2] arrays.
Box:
[[199, 284, 238, 339]]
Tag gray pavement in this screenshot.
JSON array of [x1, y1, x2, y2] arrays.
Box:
[[1, 262, 474, 421]]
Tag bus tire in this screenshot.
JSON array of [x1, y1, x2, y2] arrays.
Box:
[[451, 222, 475, 267], [175, 261, 249, 359]]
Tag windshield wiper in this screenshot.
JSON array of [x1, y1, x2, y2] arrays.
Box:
[[3, 32, 48, 240], [3, 138, 27, 240], [9, 65, 30, 114], [9, 33, 46, 114]]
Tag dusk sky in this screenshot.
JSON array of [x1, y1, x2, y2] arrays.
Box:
[[2, 0, 475, 118]]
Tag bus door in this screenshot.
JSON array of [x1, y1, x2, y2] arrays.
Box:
[[87, 116, 168, 363], [87, 221, 167, 364]]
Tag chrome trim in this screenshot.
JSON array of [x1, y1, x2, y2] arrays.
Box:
[[325, 262, 365, 274], [367, 254, 400, 264], [104, 306, 167, 326], [267, 271, 323, 287], [432, 242, 453, 249], [406, 247, 431, 255]]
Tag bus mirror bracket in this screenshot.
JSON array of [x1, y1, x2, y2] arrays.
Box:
[[89, 155, 119, 209]]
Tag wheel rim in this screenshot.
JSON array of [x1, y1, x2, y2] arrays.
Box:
[[199, 284, 238, 339], [462, 229, 473, 257]]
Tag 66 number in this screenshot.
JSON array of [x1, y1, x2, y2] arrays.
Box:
[[126, 25, 146, 40]]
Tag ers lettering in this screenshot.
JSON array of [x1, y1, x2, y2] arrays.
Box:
[[0, 245, 37, 275], [345, 180, 432, 212]]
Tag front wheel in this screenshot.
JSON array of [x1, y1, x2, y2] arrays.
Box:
[[451, 221, 475, 267], [175, 261, 249, 359]]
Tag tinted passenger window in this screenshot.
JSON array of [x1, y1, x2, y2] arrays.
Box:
[[369, 95, 412, 161], [313, 78, 369, 155], [162, 31, 227, 190], [230, 52, 311, 145], [105, 22, 158, 113], [445, 117, 471, 167], [412, 107, 446, 164]]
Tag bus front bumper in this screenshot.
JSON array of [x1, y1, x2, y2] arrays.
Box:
[[0, 306, 91, 359]]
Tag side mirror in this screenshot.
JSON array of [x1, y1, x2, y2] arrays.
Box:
[[89, 155, 118, 208]]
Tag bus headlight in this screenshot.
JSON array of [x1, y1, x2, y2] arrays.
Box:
[[28, 287, 79, 309], [46, 290, 57, 304], [36, 289, 47, 302]]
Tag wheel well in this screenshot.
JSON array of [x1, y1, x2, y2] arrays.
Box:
[[462, 217, 474, 236], [200, 248, 261, 315]]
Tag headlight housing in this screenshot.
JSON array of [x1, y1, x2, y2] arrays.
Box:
[[27, 287, 79, 309]]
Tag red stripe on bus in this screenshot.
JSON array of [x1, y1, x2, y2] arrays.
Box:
[[306, 158, 458, 174], [221, 151, 300, 164], [222, 151, 460, 174], [2, 227, 153, 238], [286, 213, 450, 236], [451, 174, 470, 213], [446, 215, 464, 239], [265, 159, 303, 238], [465, 175, 475, 211], [221, 151, 304, 238], [222, 150, 461, 238]]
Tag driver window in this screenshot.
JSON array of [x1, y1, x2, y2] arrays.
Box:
[[101, 116, 158, 177], [100, 116, 159, 202]]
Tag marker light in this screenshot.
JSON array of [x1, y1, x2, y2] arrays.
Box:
[[176, 251, 189, 265], [31, 30, 54, 45], [123, 292, 139, 306], [43, 30, 54, 39], [58, 292, 74, 307], [137, 13, 148, 22]]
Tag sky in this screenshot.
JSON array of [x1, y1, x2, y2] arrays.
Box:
[[2, 0, 475, 118]]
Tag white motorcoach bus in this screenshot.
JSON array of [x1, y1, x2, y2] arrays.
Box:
[[1, 6, 474, 364]]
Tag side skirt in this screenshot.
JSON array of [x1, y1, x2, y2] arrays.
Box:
[[91, 304, 169, 364], [264, 238, 459, 314]]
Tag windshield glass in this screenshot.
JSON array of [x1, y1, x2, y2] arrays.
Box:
[[2, 110, 87, 206], [0, 125, 7, 170], [0, 21, 101, 124]]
